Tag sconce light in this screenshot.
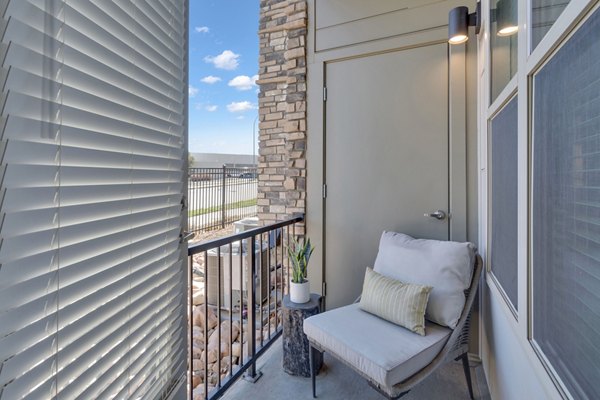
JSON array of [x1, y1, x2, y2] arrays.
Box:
[[495, 0, 518, 37], [448, 2, 481, 44], [448, 1, 518, 44]]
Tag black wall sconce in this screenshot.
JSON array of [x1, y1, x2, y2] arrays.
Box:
[[448, 2, 481, 44], [448, 1, 518, 44]]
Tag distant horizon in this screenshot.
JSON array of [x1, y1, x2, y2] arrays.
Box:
[[189, 151, 256, 157]]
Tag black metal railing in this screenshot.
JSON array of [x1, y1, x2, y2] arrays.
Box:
[[188, 167, 258, 232], [188, 215, 304, 400]]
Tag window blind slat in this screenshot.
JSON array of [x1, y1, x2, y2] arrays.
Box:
[[64, 3, 183, 83], [73, 2, 182, 72], [0, 233, 180, 396], [4, 92, 183, 140], [0, 252, 57, 291], [5, 15, 183, 104], [112, 312, 184, 400], [58, 274, 183, 399], [5, 66, 183, 125], [5, 39, 181, 108]]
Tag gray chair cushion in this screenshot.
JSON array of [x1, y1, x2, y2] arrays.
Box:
[[373, 231, 476, 328], [304, 304, 451, 388]]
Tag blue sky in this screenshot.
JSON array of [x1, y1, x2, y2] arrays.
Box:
[[188, 0, 259, 155]]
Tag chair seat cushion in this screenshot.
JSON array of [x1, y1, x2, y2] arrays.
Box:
[[303, 303, 451, 388]]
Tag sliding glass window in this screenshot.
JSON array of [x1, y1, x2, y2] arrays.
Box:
[[531, 7, 600, 398]]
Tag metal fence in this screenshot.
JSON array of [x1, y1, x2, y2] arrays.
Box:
[[188, 167, 258, 232], [188, 215, 304, 400]]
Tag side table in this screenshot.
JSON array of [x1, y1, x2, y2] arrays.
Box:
[[282, 293, 323, 377]]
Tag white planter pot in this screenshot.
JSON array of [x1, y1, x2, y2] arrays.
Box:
[[290, 280, 310, 303]]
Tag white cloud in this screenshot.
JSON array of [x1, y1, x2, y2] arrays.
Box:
[[195, 26, 209, 33], [236, 115, 245, 120], [188, 85, 199, 97], [200, 75, 221, 84], [227, 101, 256, 113], [205, 105, 218, 112], [204, 50, 240, 70], [228, 75, 259, 91]]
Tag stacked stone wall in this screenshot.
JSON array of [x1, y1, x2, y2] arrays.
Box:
[[257, 0, 308, 234]]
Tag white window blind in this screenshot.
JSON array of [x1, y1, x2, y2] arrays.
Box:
[[0, 1, 188, 399]]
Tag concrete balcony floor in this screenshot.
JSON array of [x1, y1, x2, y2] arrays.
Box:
[[221, 337, 491, 400]]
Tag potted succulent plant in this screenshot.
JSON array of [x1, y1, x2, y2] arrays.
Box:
[[288, 237, 314, 303]]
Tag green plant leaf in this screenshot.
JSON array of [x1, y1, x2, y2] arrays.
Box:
[[287, 237, 315, 284]]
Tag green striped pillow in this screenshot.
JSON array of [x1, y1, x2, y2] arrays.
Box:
[[359, 267, 432, 336]]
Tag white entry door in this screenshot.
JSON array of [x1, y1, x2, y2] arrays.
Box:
[[324, 43, 453, 309]]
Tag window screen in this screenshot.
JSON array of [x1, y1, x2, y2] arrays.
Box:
[[532, 7, 600, 399], [0, 1, 188, 399], [489, 96, 518, 312]]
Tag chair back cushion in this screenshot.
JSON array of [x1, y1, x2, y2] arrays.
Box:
[[360, 267, 432, 335], [373, 232, 475, 328]]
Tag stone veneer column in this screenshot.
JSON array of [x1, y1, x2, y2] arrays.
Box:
[[257, 0, 307, 234]]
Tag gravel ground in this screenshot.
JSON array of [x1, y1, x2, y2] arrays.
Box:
[[189, 224, 235, 244]]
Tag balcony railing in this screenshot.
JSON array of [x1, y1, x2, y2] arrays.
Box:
[[188, 167, 258, 232], [188, 215, 304, 400]]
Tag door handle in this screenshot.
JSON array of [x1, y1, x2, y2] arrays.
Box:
[[424, 210, 447, 220], [179, 230, 195, 243]]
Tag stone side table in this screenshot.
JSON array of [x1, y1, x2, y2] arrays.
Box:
[[282, 294, 323, 377]]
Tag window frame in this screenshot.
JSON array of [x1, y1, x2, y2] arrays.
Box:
[[487, 92, 519, 320], [480, 0, 600, 398], [527, 4, 600, 398]]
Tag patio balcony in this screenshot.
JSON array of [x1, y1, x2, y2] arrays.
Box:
[[187, 216, 491, 400]]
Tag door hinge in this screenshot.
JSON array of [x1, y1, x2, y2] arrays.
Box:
[[322, 183, 327, 199], [322, 282, 327, 296], [323, 86, 327, 102]]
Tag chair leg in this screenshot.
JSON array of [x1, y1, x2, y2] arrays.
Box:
[[309, 344, 317, 398], [460, 353, 475, 400]]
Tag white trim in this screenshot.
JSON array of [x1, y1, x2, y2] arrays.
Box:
[[476, 14, 488, 362], [487, 75, 518, 119], [517, 0, 530, 343]]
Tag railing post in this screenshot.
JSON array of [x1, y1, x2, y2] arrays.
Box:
[[243, 235, 261, 382], [221, 165, 226, 228]]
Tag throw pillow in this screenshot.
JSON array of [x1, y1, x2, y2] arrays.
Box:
[[360, 267, 432, 335]]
